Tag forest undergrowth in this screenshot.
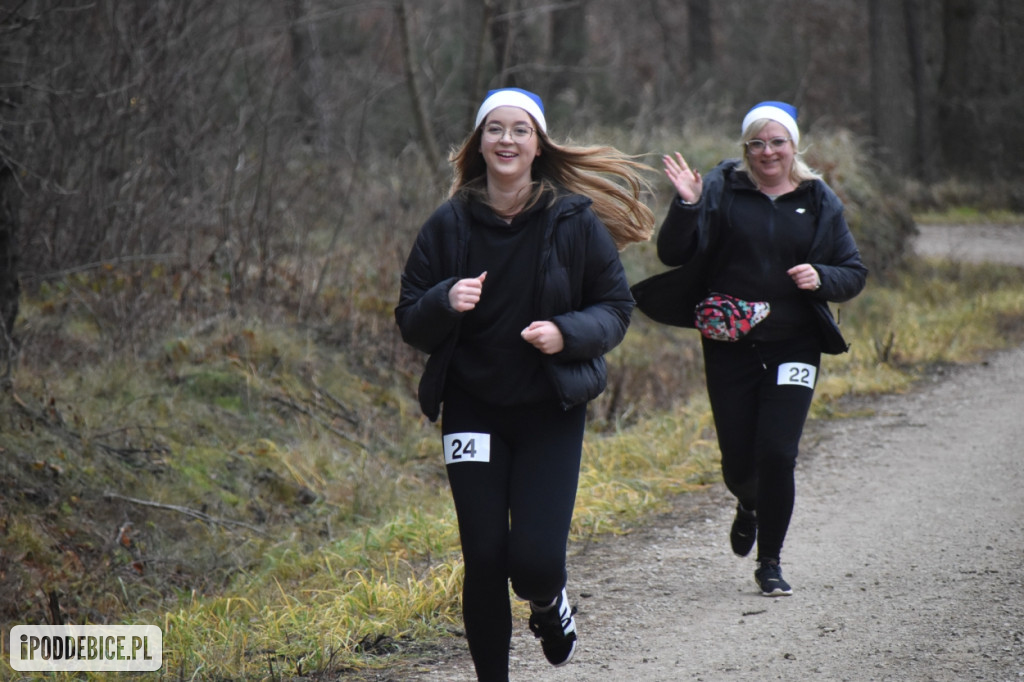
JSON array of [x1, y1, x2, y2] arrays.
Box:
[[2, 121, 1023, 680], [2, 241, 1023, 680]]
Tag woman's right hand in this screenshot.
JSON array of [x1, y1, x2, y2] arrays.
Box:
[[663, 152, 702, 204], [448, 271, 487, 312]]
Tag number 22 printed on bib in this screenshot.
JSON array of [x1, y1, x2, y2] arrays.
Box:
[[777, 362, 817, 388]]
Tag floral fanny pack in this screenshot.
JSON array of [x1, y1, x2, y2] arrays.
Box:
[[694, 293, 771, 342]]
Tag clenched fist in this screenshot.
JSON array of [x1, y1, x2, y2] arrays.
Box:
[[449, 271, 487, 312]]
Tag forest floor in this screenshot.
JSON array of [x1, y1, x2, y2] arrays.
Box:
[[352, 223, 1024, 682]]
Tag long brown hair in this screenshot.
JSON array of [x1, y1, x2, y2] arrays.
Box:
[[448, 124, 655, 250]]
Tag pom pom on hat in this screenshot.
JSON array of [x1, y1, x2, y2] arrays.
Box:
[[741, 101, 799, 145], [474, 87, 547, 134]]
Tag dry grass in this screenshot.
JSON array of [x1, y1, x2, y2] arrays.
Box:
[[4, 249, 1023, 680], [2, 124, 1023, 681]]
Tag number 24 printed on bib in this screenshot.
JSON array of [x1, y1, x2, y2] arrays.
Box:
[[443, 433, 491, 464]]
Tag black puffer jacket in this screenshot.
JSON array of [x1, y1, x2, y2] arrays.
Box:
[[631, 159, 867, 354], [396, 191, 633, 421]]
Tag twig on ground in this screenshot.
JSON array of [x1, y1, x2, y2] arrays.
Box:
[[103, 492, 266, 535], [269, 394, 367, 448]]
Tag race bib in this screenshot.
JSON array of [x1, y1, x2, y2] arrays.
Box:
[[443, 432, 491, 464], [777, 362, 817, 388]]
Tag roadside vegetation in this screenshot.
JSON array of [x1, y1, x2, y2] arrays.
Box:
[[2, 127, 1023, 680]]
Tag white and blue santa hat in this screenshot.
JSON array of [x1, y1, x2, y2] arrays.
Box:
[[474, 87, 547, 134], [741, 101, 799, 145]]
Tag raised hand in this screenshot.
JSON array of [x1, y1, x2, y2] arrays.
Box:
[[663, 152, 703, 204]]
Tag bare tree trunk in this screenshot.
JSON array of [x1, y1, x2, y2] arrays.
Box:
[[0, 159, 19, 389], [467, 0, 499, 129], [0, 10, 22, 387], [937, 0, 976, 172], [489, 0, 518, 86], [903, 0, 933, 179], [285, 0, 318, 149], [550, 1, 588, 96], [869, 0, 914, 173], [687, 0, 713, 80], [396, 0, 442, 169]]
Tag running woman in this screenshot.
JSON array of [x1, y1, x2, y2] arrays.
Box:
[[396, 87, 654, 680], [632, 101, 868, 596]]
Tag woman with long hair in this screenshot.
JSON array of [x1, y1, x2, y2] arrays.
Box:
[[396, 87, 653, 681]]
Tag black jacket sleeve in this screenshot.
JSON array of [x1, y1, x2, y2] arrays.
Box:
[[808, 187, 868, 303], [550, 208, 634, 361], [395, 202, 464, 355]]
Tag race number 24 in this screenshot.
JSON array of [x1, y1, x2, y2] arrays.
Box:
[[443, 433, 491, 464], [777, 362, 817, 388]]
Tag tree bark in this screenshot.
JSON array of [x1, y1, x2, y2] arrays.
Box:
[[903, 0, 933, 178], [937, 0, 976, 171], [687, 0, 713, 79], [285, 0, 320, 149], [0, 11, 21, 387], [0, 159, 19, 388], [550, 1, 588, 96], [467, 0, 498, 129], [868, 0, 914, 173], [396, 0, 443, 169]]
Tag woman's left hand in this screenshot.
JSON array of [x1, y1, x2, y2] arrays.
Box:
[[787, 263, 822, 291], [521, 321, 564, 355]]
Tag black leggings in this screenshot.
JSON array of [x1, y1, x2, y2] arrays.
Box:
[[702, 337, 820, 561], [442, 383, 586, 682]]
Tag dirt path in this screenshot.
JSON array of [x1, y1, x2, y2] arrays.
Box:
[[384, 225, 1024, 682], [911, 223, 1024, 266]]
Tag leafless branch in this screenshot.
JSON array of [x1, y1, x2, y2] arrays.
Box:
[[103, 492, 267, 535]]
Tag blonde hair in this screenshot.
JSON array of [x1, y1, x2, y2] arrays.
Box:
[[739, 118, 822, 186], [448, 125, 655, 250]]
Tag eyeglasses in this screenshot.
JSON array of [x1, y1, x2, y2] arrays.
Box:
[[482, 124, 535, 142], [744, 137, 792, 154]]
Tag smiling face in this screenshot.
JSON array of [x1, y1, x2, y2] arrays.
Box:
[[479, 105, 541, 188], [744, 120, 795, 189]]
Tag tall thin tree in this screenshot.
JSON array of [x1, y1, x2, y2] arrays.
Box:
[[0, 8, 22, 387], [396, 0, 443, 169]]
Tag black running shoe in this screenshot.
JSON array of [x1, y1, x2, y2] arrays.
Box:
[[730, 503, 757, 557], [528, 588, 578, 666], [755, 559, 793, 596]]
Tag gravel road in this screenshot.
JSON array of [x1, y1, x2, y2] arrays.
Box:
[[383, 224, 1024, 682]]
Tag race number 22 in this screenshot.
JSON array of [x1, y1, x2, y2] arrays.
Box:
[[443, 433, 491, 464], [777, 362, 817, 388]]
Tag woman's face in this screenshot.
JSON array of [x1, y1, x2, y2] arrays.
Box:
[[745, 120, 794, 188], [479, 106, 541, 186]]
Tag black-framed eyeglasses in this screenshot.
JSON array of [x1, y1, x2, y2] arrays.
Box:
[[482, 124, 535, 142], [744, 137, 792, 154]]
